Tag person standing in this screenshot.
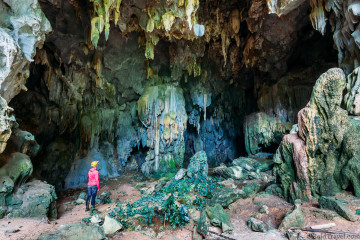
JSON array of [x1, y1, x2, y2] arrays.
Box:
[[86, 161, 100, 211]]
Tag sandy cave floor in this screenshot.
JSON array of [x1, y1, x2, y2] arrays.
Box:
[[0, 172, 360, 240]]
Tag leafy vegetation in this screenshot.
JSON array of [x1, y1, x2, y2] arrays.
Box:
[[107, 169, 221, 231]]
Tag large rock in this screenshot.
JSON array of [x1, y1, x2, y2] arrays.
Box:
[[187, 151, 208, 178], [37, 222, 105, 240], [0, 0, 51, 102], [7, 180, 57, 219], [0, 153, 33, 189], [138, 84, 187, 176], [210, 182, 260, 208], [279, 200, 305, 230], [210, 187, 247, 208], [275, 68, 350, 202], [6, 129, 40, 157], [205, 204, 233, 233], [103, 215, 123, 235], [196, 210, 210, 237], [213, 165, 248, 180], [248, 217, 271, 232], [318, 196, 356, 222], [244, 112, 292, 155]]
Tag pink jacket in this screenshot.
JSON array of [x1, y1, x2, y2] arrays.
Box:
[[88, 168, 100, 190]]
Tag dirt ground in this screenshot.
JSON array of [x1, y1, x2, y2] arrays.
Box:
[[0, 172, 360, 240]]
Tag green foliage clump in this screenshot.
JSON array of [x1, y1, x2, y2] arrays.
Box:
[[82, 216, 91, 224], [108, 170, 221, 231]]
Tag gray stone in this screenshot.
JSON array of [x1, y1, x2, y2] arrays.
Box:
[[187, 151, 208, 178], [37, 222, 105, 240], [197, 210, 210, 237], [318, 196, 356, 222], [213, 165, 248, 180], [279, 200, 305, 230], [7, 180, 57, 219], [247, 217, 271, 232], [90, 214, 102, 224], [103, 215, 123, 235], [259, 205, 269, 214], [174, 168, 187, 180], [210, 187, 246, 208], [205, 204, 233, 234], [265, 184, 284, 198], [7, 129, 40, 157]]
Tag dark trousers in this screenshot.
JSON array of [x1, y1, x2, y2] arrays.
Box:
[[86, 185, 97, 207]]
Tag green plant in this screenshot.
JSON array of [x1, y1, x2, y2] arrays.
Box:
[[161, 194, 189, 229]]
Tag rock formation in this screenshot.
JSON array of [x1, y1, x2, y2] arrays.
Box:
[[138, 84, 187, 176], [274, 68, 360, 202]]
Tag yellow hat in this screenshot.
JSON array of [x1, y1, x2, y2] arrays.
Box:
[[91, 161, 99, 168]]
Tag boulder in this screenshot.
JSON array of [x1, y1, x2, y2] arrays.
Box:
[[0, 152, 33, 187], [205, 204, 233, 233], [103, 215, 123, 235], [7, 180, 57, 219], [213, 165, 248, 180], [209, 187, 246, 208], [318, 196, 356, 222], [275, 68, 351, 202], [247, 217, 271, 232], [0, 152, 33, 209], [187, 151, 208, 178], [243, 182, 261, 197], [90, 214, 102, 224], [210, 182, 260, 208], [232, 156, 262, 170], [196, 210, 210, 237], [259, 205, 269, 214], [37, 222, 105, 240], [265, 184, 284, 198], [279, 200, 305, 230], [174, 168, 187, 180], [7, 129, 40, 157]]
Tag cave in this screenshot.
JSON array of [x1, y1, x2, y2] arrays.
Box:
[[1, 0, 360, 239]]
